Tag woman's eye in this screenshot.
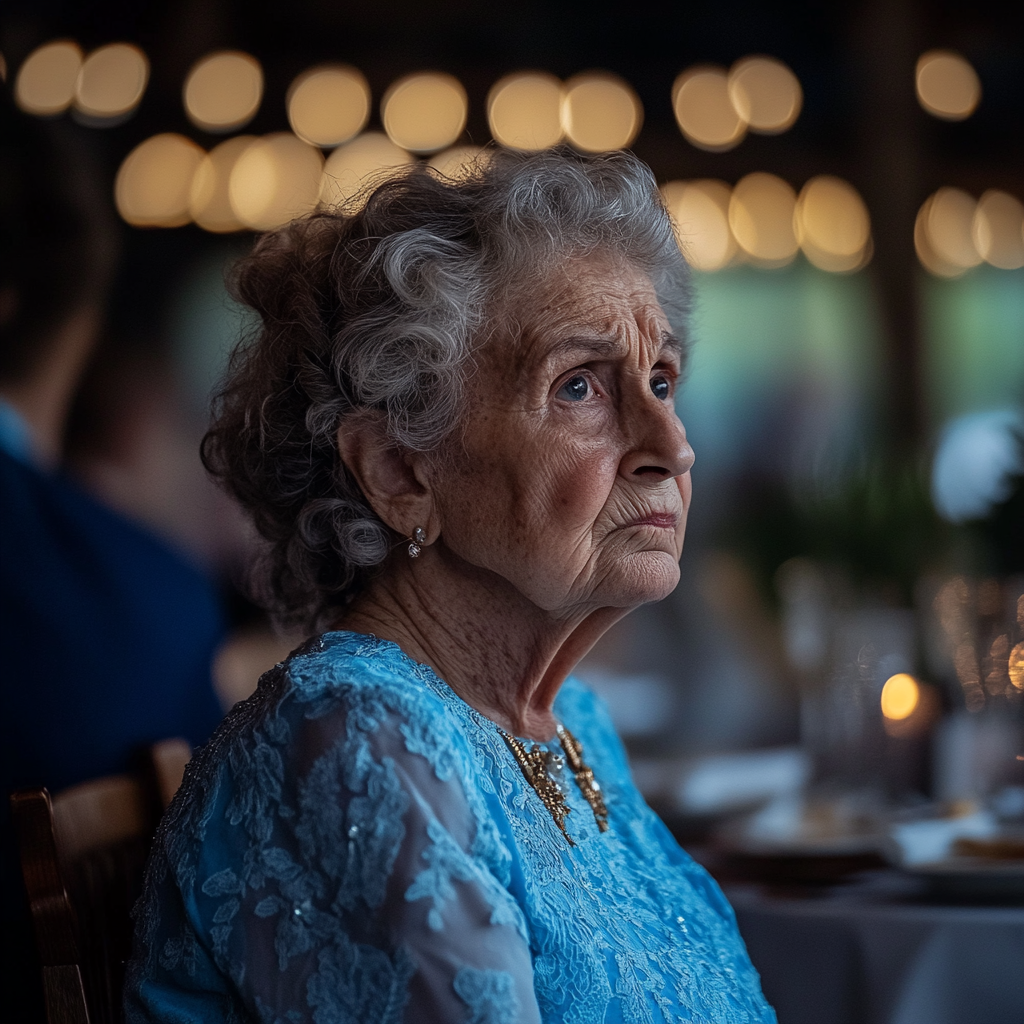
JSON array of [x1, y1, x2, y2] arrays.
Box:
[[557, 375, 590, 402], [651, 375, 671, 400]]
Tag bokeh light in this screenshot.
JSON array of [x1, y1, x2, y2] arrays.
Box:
[[1009, 641, 1024, 690], [0, 52, 7, 83], [672, 67, 747, 152], [321, 131, 414, 207], [661, 180, 737, 272], [927, 188, 982, 271], [915, 194, 963, 277], [381, 72, 467, 154], [287, 65, 370, 148], [74, 43, 149, 122], [428, 145, 488, 180], [972, 190, 1024, 270], [189, 135, 256, 233], [795, 176, 871, 272], [881, 673, 920, 721], [561, 73, 642, 152], [487, 72, 564, 150], [115, 133, 205, 228], [15, 40, 83, 116], [728, 56, 802, 134], [184, 51, 263, 132], [729, 173, 798, 266], [916, 50, 981, 120], [228, 133, 324, 231]]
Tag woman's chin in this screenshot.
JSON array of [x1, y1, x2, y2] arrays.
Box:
[[596, 551, 681, 608]]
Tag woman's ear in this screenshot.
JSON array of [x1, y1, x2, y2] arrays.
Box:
[[336, 411, 436, 540]]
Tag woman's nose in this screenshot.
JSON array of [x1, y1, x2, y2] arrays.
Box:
[[618, 393, 695, 483]]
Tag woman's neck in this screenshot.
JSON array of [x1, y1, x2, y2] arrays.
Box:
[[337, 547, 628, 741]]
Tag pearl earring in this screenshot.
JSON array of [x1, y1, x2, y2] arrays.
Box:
[[408, 527, 427, 559]]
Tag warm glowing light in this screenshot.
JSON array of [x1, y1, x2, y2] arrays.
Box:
[[728, 56, 802, 134], [915, 195, 963, 277], [881, 673, 921, 721], [115, 133, 205, 227], [673, 67, 746, 151], [14, 40, 83, 116], [561, 73, 642, 152], [382, 72, 467, 154], [228, 133, 324, 231], [973, 190, 1024, 270], [184, 51, 263, 132], [916, 50, 981, 121], [0, 52, 7, 83], [729, 173, 798, 267], [74, 43, 148, 121], [428, 145, 488, 180], [925, 188, 982, 271], [287, 65, 370, 148], [189, 135, 256, 233], [661, 180, 737, 272], [795, 176, 871, 272], [487, 72, 563, 150], [321, 132, 415, 207], [1010, 641, 1024, 690]]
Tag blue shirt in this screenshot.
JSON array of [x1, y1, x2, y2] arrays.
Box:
[[126, 632, 775, 1023], [0, 415, 226, 1020]]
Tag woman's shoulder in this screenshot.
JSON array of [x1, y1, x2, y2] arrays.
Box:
[[260, 630, 461, 739]]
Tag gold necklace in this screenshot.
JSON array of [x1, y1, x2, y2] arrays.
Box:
[[500, 723, 609, 845]]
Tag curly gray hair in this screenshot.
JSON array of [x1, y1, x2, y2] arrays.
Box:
[[202, 146, 691, 632]]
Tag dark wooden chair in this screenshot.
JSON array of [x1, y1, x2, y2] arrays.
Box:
[[9, 739, 192, 1024]]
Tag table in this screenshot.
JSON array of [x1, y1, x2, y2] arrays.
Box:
[[727, 875, 1024, 1024]]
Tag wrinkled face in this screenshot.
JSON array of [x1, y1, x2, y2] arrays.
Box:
[[433, 254, 694, 617]]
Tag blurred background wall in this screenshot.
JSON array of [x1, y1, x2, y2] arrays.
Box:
[[2, 0, 1022, 769]]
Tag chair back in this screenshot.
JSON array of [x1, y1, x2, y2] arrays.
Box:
[[9, 740, 192, 1024]]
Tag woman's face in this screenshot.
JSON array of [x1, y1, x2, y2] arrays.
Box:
[[432, 255, 694, 617]]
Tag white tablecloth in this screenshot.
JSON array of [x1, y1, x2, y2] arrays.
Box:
[[727, 878, 1024, 1024]]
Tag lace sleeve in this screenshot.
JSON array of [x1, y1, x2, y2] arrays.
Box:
[[129, 681, 541, 1024]]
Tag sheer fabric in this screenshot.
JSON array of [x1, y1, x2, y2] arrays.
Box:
[[125, 632, 775, 1023]]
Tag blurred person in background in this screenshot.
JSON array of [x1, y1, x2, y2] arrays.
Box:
[[126, 149, 774, 1023], [0, 92, 226, 1020]]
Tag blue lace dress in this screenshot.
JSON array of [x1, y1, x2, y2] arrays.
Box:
[[125, 632, 775, 1023]]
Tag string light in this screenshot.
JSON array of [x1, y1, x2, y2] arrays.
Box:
[[189, 135, 256, 233], [916, 50, 981, 120], [927, 188, 982, 271], [795, 176, 871, 272], [184, 51, 263, 132], [381, 72, 467, 154], [672, 67, 746, 152], [228, 133, 324, 231], [661, 180, 737, 272], [74, 43, 149, 123], [14, 40, 83, 116], [287, 65, 370, 148], [729, 172, 798, 267], [561, 73, 642, 152], [321, 131, 414, 207], [728, 56, 802, 134], [487, 72, 564, 150], [973, 190, 1024, 270], [115, 133, 205, 227]]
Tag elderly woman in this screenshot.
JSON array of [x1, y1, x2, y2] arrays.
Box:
[[126, 148, 774, 1023]]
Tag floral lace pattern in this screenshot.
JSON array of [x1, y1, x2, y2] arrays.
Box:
[[125, 632, 775, 1023]]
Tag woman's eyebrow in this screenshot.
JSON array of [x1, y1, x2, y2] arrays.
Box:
[[661, 332, 689, 372], [543, 335, 622, 363]]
